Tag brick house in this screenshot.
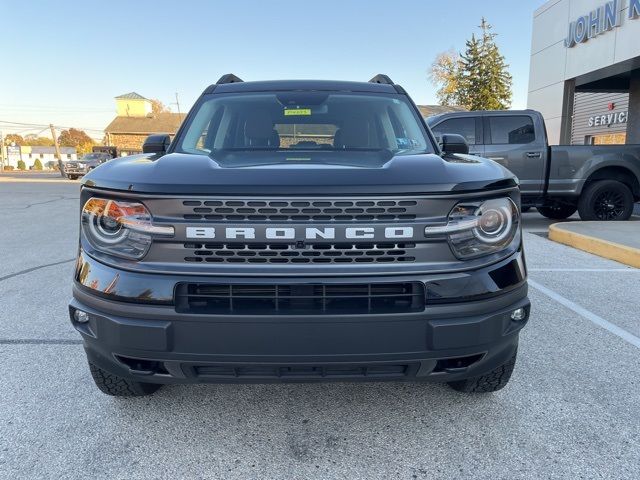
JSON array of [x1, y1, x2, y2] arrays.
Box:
[[104, 92, 186, 152]]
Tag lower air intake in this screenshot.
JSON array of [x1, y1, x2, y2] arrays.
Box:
[[175, 282, 425, 315], [194, 364, 414, 379]]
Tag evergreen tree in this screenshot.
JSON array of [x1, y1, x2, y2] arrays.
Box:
[[429, 18, 512, 110], [458, 19, 512, 110]]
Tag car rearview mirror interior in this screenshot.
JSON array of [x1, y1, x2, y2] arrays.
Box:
[[440, 134, 469, 155], [142, 134, 171, 155]]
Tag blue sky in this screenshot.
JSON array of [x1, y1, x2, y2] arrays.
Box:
[[0, 0, 547, 138]]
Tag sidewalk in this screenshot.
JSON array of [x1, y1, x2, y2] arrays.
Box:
[[0, 172, 75, 183], [549, 220, 640, 268]]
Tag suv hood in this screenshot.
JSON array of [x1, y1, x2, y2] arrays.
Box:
[[81, 151, 517, 195]]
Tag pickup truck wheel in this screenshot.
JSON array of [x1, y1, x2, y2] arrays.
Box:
[[537, 204, 577, 220], [88, 362, 162, 396], [67, 175, 78, 180], [447, 349, 517, 393], [578, 180, 634, 221]]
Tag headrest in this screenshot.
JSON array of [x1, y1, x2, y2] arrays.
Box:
[[335, 121, 369, 148], [245, 111, 273, 140]]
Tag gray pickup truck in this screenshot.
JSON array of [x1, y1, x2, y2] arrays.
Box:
[[428, 110, 640, 220]]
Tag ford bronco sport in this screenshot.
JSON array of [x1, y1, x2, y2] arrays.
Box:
[[70, 74, 530, 396]]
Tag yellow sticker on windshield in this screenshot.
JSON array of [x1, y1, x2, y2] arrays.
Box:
[[284, 108, 311, 116]]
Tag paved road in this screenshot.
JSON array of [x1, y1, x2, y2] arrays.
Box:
[[1, 181, 639, 480]]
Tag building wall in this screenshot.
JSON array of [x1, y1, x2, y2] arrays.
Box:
[[528, 0, 640, 143], [108, 133, 176, 154], [571, 91, 629, 143], [108, 133, 148, 151], [23, 152, 75, 169], [1, 146, 77, 169], [116, 98, 152, 117]]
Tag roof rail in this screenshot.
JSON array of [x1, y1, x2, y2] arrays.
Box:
[[217, 74, 243, 84], [369, 74, 394, 85]]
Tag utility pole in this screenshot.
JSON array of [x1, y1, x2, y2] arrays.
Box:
[[175, 92, 181, 117], [0, 130, 5, 171], [50, 124, 64, 177]]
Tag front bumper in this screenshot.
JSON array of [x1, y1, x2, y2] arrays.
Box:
[[70, 251, 530, 384], [64, 169, 87, 176]]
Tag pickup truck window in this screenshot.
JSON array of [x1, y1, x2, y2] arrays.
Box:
[[179, 92, 434, 159], [430, 117, 476, 145], [489, 116, 535, 145]]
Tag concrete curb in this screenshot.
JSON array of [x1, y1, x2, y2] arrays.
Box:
[[549, 223, 640, 268]]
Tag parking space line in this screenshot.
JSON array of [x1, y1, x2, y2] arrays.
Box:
[[528, 279, 640, 349]]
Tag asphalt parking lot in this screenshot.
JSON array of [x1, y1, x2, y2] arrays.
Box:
[[1, 176, 639, 479]]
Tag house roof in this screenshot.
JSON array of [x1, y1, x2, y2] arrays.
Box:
[[417, 105, 467, 118], [26, 146, 76, 154], [104, 112, 186, 135], [115, 92, 148, 100]]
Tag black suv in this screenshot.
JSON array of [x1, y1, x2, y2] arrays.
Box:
[[70, 74, 530, 396]]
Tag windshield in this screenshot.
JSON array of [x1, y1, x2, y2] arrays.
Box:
[[81, 153, 108, 161], [177, 92, 434, 161]]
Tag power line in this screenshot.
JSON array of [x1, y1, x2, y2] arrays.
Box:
[[0, 120, 104, 133], [0, 105, 114, 112]]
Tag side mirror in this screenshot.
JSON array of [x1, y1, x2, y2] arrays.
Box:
[[440, 134, 469, 155], [142, 134, 171, 155]]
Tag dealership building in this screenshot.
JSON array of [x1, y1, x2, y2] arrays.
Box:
[[528, 0, 640, 145]]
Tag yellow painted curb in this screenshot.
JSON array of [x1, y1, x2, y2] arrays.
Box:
[[549, 223, 640, 268]]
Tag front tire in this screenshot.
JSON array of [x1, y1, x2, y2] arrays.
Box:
[[537, 204, 577, 220], [67, 175, 78, 180], [88, 362, 162, 397], [578, 180, 634, 221], [448, 349, 517, 393]]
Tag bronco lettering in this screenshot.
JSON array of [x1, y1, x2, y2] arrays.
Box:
[[186, 226, 415, 240]]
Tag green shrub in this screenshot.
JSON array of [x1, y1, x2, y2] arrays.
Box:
[[33, 159, 43, 170], [17, 160, 26, 171]]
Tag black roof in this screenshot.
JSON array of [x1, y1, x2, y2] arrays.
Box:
[[208, 80, 398, 95]]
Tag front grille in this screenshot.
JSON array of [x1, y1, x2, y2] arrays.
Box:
[[175, 282, 425, 315], [183, 242, 417, 264], [140, 195, 448, 267], [194, 364, 414, 379], [181, 199, 418, 222]]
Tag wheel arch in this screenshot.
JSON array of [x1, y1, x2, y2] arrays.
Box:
[[582, 166, 640, 200]]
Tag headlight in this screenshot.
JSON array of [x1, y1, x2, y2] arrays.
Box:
[[81, 198, 173, 259], [424, 198, 519, 260]]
